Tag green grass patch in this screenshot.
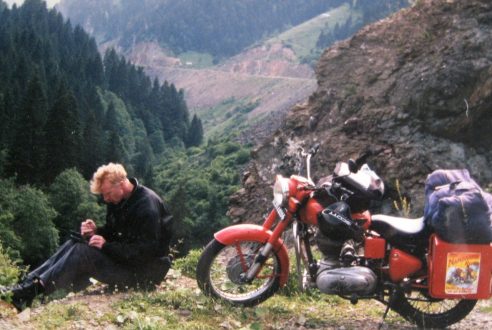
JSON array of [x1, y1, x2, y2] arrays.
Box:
[[267, 4, 355, 60], [32, 302, 91, 328], [479, 304, 492, 314], [178, 51, 215, 68], [197, 97, 260, 139], [173, 248, 202, 279]]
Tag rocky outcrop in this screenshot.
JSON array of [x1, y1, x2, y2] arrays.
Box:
[[229, 0, 492, 222]]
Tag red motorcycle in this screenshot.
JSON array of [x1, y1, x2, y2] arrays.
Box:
[[196, 145, 492, 328]]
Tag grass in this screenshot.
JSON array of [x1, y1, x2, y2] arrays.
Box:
[[178, 51, 215, 69], [3, 249, 417, 329], [197, 97, 260, 139], [99, 287, 407, 330], [0, 286, 411, 330], [478, 304, 492, 314], [266, 4, 357, 61], [393, 179, 411, 217], [32, 302, 92, 328]]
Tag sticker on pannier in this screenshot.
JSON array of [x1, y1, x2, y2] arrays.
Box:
[[445, 252, 481, 295]]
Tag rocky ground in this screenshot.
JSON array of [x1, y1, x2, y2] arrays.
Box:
[[0, 270, 490, 329]]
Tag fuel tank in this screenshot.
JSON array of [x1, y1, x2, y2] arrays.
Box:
[[316, 262, 377, 296]]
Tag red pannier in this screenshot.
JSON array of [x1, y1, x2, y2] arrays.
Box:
[[428, 234, 492, 299]]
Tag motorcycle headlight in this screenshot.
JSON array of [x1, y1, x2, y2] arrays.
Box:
[[273, 175, 290, 207]]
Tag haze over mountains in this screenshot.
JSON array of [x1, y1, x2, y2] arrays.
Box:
[[57, 0, 410, 142], [4, 0, 58, 7]]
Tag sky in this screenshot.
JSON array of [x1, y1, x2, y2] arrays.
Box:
[[4, 0, 60, 8]]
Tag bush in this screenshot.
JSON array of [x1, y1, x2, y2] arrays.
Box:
[[173, 249, 203, 278], [11, 185, 59, 265], [0, 244, 22, 287], [49, 168, 105, 241]]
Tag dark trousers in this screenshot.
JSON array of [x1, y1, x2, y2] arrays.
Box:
[[27, 240, 169, 294]]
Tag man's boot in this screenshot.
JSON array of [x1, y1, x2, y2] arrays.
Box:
[[3, 278, 44, 312]]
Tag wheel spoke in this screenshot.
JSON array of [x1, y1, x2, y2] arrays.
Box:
[[208, 241, 280, 301], [407, 291, 460, 315], [391, 289, 478, 328], [233, 241, 249, 273]]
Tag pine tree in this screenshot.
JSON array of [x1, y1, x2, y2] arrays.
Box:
[[103, 101, 118, 131], [186, 114, 204, 147], [105, 130, 124, 163], [6, 75, 48, 185], [0, 93, 6, 147], [133, 138, 154, 183], [80, 110, 105, 178], [43, 84, 81, 184]]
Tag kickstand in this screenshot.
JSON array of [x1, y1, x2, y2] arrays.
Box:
[[378, 303, 391, 330], [378, 290, 397, 330]]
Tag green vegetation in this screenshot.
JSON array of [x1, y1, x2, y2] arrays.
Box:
[[0, 168, 104, 265], [0, 0, 211, 266], [198, 97, 260, 139], [153, 136, 251, 253], [479, 304, 492, 314], [268, 3, 354, 63], [290, 1, 409, 66], [173, 248, 202, 278], [0, 0, 204, 188], [0, 244, 22, 287], [178, 52, 215, 68], [0, 137, 248, 264], [393, 179, 412, 217], [48, 169, 106, 242]]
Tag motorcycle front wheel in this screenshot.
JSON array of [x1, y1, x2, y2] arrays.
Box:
[[196, 239, 283, 306], [391, 290, 477, 328]]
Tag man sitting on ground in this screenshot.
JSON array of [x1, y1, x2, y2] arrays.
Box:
[[1, 163, 173, 311]]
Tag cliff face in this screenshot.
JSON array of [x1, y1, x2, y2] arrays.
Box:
[[229, 0, 492, 222]]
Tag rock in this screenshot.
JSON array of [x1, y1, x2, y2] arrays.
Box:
[[226, 207, 247, 218], [229, 0, 492, 221], [17, 308, 30, 322]]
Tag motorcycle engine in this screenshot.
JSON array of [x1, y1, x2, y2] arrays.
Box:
[[316, 260, 377, 296]]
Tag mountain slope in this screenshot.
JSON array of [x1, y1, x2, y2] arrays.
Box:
[[57, 0, 344, 59], [58, 1, 411, 143], [228, 0, 492, 221]]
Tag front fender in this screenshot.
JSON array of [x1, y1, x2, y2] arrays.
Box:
[[214, 224, 290, 287]]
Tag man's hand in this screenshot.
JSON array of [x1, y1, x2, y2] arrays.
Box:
[[81, 219, 96, 238], [89, 235, 106, 249]]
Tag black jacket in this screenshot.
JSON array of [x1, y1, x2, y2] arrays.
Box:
[[97, 178, 173, 267]]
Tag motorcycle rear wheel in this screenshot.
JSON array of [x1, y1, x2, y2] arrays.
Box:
[[196, 239, 283, 306], [391, 290, 477, 328]]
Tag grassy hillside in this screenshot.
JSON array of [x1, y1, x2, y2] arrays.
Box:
[[1, 250, 491, 329], [267, 3, 356, 62]]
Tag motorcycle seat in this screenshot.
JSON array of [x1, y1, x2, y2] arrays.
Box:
[[371, 214, 425, 234]]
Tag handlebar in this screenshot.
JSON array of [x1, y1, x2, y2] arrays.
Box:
[[309, 143, 320, 157], [297, 143, 321, 183], [348, 150, 373, 173], [298, 143, 321, 158]]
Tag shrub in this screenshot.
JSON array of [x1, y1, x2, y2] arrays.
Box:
[[173, 249, 203, 278], [0, 244, 22, 287]]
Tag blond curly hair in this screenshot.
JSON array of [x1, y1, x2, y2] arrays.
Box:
[[90, 163, 127, 194]]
